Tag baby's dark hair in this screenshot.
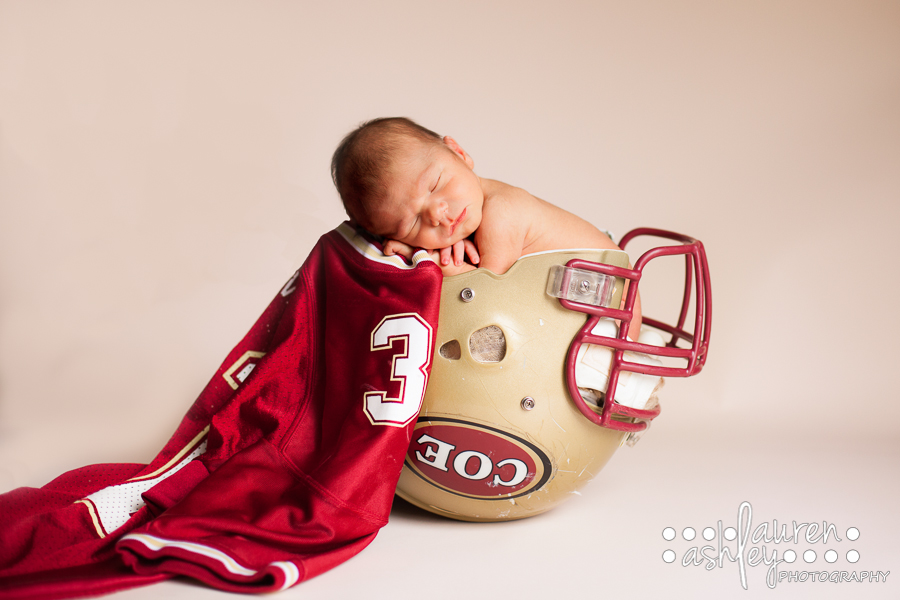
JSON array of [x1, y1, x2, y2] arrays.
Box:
[[331, 117, 442, 229]]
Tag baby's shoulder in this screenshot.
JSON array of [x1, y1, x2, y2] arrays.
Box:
[[482, 180, 540, 215]]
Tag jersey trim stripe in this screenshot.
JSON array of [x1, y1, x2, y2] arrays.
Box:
[[120, 533, 302, 588], [335, 222, 436, 270], [120, 533, 257, 577], [74, 498, 106, 538], [128, 426, 210, 482], [271, 561, 301, 590]]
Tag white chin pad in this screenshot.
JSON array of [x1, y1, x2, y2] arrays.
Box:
[[574, 319, 663, 410]]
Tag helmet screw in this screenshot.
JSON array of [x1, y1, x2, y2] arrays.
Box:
[[579, 279, 591, 293], [460, 288, 475, 302], [521, 396, 535, 411]]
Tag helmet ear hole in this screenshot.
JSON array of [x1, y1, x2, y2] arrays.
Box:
[[439, 339, 462, 360], [469, 325, 506, 363]]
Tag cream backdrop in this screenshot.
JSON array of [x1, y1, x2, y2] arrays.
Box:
[[1, 1, 898, 599]]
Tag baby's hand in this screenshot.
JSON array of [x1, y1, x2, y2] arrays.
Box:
[[383, 239, 416, 261], [384, 238, 480, 277], [439, 239, 480, 268]]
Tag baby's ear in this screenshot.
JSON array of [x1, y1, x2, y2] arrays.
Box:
[[443, 136, 475, 169]]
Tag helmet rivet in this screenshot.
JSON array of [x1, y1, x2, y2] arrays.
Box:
[[460, 288, 475, 302], [579, 279, 591, 293], [521, 396, 535, 411]]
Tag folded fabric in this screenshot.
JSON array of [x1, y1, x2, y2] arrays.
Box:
[[0, 223, 442, 599]]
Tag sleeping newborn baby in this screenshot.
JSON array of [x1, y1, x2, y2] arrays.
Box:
[[330, 116, 643, 341]]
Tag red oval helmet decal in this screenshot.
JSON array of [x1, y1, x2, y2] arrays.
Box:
[[405, 418, 552, 499]]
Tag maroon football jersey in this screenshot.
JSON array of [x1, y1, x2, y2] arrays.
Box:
[[0, 223, 442, 598]]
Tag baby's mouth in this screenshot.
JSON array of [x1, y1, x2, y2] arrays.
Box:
[[450, 208, 467, 236]]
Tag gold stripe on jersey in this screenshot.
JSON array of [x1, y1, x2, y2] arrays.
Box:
[[127, 425, 210, 483], [74, 498, 106, 538]]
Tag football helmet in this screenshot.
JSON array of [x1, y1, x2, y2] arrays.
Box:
[[395, 228, 711, 521]]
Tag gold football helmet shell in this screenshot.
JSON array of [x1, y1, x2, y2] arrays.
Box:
[[396, 230, 711, 522]]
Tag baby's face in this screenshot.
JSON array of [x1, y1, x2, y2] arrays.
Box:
[[367, 137, 483, 251]]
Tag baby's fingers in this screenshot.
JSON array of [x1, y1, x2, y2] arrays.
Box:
[[463, 239, 480, 265], [452, 240, 469, 266], [439, 246, 453, 266]]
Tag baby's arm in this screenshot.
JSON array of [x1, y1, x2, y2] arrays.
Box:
[[470, 222, 522, 275], [468, 192, 531, 276]]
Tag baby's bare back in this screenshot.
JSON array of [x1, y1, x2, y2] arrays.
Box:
[[475, 179, 620, 275]]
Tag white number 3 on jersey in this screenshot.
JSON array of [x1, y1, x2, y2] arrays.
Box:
[[364, 313, 433, 427]]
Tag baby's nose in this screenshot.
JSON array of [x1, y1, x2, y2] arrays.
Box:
[[427, 202, 450, 226]]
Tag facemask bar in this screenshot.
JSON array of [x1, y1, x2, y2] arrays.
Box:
[[560, 228, 712, 432]]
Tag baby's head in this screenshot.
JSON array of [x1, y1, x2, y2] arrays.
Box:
[[331, 117, 483, 250], [331, 117, 443, 231]]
